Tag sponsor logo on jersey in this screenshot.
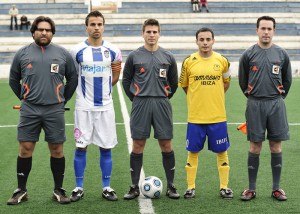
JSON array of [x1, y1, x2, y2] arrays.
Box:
[[200, 81, 216, 85], [93, 49, 101, 54], [80, 62, 111, 77], [81, 64, 106, 73], [194, 75, 221, 86], [194, 75, 221, 81]]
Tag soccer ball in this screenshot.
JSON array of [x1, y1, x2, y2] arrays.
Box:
[[140, 176, 163, 199]]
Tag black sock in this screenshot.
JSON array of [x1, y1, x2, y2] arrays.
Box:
[[248, 152, 259, 190], [271, 152, 282, 190], [50, 156, 65, 190], [17, 156, 32, 191], [162, 151, 175, 188], [130, 152, 143, 186]]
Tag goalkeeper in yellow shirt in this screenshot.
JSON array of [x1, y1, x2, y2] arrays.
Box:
[[179, 27, 233, 199]]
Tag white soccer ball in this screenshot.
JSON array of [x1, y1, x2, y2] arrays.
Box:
[[140, 176, 163, 199]]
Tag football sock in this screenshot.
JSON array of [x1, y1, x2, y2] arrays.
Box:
[[50, 156, 65, 190], [248, 152, 260, 190], [17, 156, 32, 191], [185, 151, 198, 189], [162, 151, 175, 188], [217, 151, 230, 189], [271, 152, 282, 190], [130, 152, 143, 185], [100, 148, 112, 188], [74, 149, 87, 188]]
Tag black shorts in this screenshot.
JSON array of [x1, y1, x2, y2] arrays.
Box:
[[130, 97, 173, 140], [18, 101, 66, 143], [246, 97, 289, 142]]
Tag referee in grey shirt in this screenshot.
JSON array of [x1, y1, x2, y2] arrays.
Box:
[[7, 16, 78, 205], [122, 18, 180, 200], [239, 16, 292, 202]]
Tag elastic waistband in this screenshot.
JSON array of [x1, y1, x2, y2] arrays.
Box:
[[247, 96, 282, 101]]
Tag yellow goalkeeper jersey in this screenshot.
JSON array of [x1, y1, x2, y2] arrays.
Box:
[[179, 51, 231, 123]]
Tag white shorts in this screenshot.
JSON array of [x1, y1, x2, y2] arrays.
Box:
[[74, 109, 118, 149]]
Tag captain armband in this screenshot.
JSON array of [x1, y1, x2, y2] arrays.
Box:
[[111, 61, 122, 73], [223, 68, 231, 83]]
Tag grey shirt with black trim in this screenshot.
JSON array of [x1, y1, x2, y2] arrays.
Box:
[[122, 46, 178, 101], [238, 44, 292, 99], [9, 42, 78, 105]]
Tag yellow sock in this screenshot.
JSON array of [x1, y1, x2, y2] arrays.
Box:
[[217, 151, 230, 189], [185, 151, 199, 189]]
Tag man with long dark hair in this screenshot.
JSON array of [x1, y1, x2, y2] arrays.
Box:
[[7, 16, 78, 205]]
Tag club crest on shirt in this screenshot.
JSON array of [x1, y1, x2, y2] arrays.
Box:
[[272, 65, 280, 74], [213, 64, 220, 71], [51, 64, 59, 73], [104, 50, 110, 58], [159, 69, 167, 78]]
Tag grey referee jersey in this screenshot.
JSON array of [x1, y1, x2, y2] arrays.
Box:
[[9, 42, 78, 105], [122, 46, 178, 101], [238, 44, 292, 99]]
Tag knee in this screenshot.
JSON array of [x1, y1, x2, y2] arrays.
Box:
[[132, 144, 144, 153], [249, 147, 261, 154], [19, 142, 35, 157], [160, 144, 172, 152], [270, 146, 282, 153], [269, 141, 282, 153], [132, 140, 146, 153], [159, 140, 173, 152], [249, 143, 262, 154], [49, 144, 64, 158]]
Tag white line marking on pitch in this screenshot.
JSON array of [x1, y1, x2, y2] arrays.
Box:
[[117, 82, 155, 214], [1, 123, 300, 128]]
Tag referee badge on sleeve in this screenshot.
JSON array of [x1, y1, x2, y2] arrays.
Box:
[[51, 64, 59, 73]]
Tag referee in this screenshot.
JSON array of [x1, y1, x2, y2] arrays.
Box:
[[7, 16, 78, 205], [122, 18, 180, 200], [239, 16, 292, 201]]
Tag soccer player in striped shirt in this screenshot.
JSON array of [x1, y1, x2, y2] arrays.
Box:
[[69, 11, 122, 202]]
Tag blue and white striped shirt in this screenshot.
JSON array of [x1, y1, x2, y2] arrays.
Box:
[[71, 39, 122, 110]]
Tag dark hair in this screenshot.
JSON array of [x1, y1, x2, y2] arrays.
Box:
[[30, 16, 55, 35], [142, 18, 160, 32], [257, 16, 276, 29], [195, 27, 214, 39], [85, 10, 105, 26]]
